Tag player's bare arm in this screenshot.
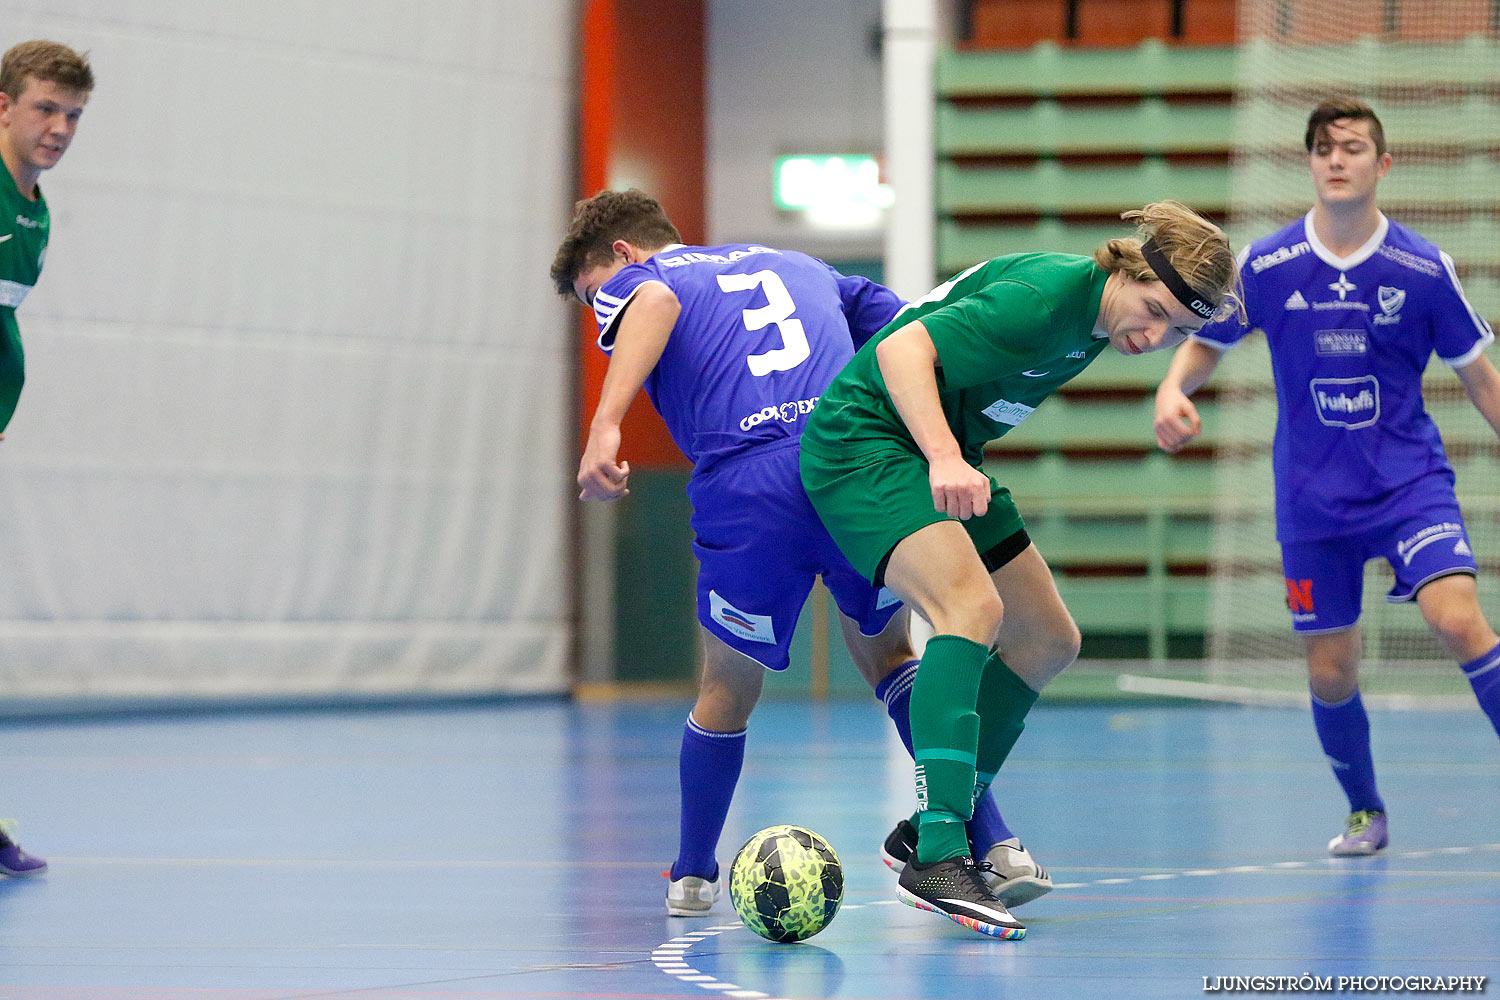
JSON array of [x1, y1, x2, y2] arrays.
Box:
[[1454, 352, 1500, 442], [578, 280, 681, 502], [1153, 338, 1223, 453], [875, 321, 990, 521]]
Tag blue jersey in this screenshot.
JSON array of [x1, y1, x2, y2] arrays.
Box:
[[590, 244, 903, 474], [1195, 213, 1494, 541]]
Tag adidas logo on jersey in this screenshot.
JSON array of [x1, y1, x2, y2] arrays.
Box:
[[1456, 539, 1472, 557], [1284, 290, 1309, 310]]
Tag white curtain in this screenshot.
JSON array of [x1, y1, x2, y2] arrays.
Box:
[[0, 2, 574, 703]]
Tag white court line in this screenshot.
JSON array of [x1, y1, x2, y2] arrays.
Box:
[[651, 926, 792, 1000], [655, 844, 1500, 997], [1053, 842, 1500, 890]]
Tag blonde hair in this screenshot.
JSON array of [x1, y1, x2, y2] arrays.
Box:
[[1093, 200, 1243, 323]]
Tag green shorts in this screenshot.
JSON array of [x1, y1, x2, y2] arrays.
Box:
[[798, 435, 1025, 585]]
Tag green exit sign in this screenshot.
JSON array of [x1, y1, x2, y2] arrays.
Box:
[[773, 155, 894, 219]]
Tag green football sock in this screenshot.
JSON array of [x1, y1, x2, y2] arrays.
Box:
[[909, 634, 989, 863], [974, 653, 1040, 779]]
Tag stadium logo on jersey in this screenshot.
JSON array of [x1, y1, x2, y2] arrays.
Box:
[[981, 398, 1036, 426], [1373, 285, 1405, 326], [1285, 578, 1315, 617], [13, 214, 40, 229], [657, 246, 779, 268], [1314, 330, 1366, 356], [1310, 376, 1379, 429], [739, 395, 819, 431], [1284, 290, 1309, 310], [1396, 522, 1465, 566], [709, 590, 776, 645], [1250, 241, 1311, 273], [1067, 350, 1087, 358], [1327, 273, 1357, 301]]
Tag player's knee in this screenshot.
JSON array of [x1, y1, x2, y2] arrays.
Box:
[[964, 590, 1006, 647], [1307, 656, 1356, 701], [1419, 599, 1482, 647], [1049, 617, 1083, 669]]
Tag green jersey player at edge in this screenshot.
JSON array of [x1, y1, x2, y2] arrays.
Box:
[[0, 39, 94, 879], [799, 201, 1241, 939]]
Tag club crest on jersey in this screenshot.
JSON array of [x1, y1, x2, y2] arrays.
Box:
[[1373, 285, 1405, 325], [1310, 376, 1379, 429], [709, 590, 776, 644]]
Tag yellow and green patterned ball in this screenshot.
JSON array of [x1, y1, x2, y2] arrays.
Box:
[[728, 825, 843, 943]]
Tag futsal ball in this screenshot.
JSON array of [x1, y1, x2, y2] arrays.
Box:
[[728, 824, 843, 943]]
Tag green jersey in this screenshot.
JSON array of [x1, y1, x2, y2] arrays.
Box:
[[804, 253, 1109, 465], [0, 165, 49, 433]]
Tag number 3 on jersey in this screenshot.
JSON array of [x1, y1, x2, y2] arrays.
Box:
[[717, 270, 810, 376]]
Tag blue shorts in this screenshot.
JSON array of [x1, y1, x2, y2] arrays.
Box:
[[686, 439, 904, 670], [1280, 502, 1477, 633]]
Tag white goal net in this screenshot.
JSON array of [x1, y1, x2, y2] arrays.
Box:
[[1200, 0, 1500, 703]]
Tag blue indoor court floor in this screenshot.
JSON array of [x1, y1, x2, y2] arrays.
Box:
[[1, 696, 1497, 1000]]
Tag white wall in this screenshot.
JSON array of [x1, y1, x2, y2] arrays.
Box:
[[707, 0, 887, 259], [0, 2, 575, 705]]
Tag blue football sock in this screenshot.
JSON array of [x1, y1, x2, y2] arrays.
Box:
[[967, 780, 1016, 850], [877, 658, 1016, 847], [1460, 641, 1500, 738], [875, 658, 920, 756], [670, 714, 746, 881], [1310, 689, 1385, 814]]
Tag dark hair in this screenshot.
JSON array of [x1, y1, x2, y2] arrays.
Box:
[[1305, 99, 1386, 157], [0, 40, 94, 99], [550, 189, 682, 297]]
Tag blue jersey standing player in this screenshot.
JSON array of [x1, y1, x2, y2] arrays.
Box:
[[551, 190, 1052, 915], [1155, 101, 1500, 855]]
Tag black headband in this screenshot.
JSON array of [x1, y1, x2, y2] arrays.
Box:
[[1140, 238, 1217, 321]]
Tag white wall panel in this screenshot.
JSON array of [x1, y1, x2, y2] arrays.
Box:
[[707, 0, 885, 258], [0, 1, 574, 705]]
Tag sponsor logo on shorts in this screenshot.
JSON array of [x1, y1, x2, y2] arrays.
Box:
[[739, 395, 819, 431], [1314, 330, 1366, 356], [709, 590, 777, 644], [981, 398, 1036, 426], [1285, 577, 1315, 619], [876, 587, 901, 610], [1396, 522, 1465, 566], [1310, 376, 1379, 429]]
